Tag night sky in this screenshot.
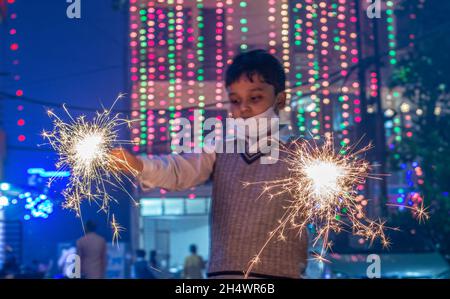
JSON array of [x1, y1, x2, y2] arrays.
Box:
[[1, 0, 132, 265]]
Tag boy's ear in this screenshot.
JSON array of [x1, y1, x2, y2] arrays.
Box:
[[275, 92, 287, 112]]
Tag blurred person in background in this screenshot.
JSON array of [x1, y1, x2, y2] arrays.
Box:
[[183, 244, 205, 279], [131, 249, 155, 279], [76, 220, 107, 279]]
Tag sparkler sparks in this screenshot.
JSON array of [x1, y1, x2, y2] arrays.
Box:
[[244, 135, 394, 278], [42, 94, 138, 220], [387, 201, 430, 224], [111, 214, 125, 246]]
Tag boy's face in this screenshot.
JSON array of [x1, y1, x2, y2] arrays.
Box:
[[227, 74, 286, 119]]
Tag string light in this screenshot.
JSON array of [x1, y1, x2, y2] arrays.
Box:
[[291, 2, 306, 135], [267, 0, 277, 54], [196, 0, 205, 149], [386, 0, 397, 65], [239, 0, 248, 51], [6, 0, 25, 143], [280, 0, 291, 106]]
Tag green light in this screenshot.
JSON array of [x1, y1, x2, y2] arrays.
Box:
[[240, 2, 247, 8]]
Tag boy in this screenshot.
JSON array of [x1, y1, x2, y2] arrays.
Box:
[[113, 49, 308, 279]]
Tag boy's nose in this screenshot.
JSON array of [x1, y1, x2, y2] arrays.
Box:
[[239, 104, 251, 116]]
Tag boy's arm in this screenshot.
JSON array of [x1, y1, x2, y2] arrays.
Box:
[[111, 147, 216, 192], [137, 151, 216, 192]]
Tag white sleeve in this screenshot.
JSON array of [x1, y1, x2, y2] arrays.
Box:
[[136, 151, 216, 192]]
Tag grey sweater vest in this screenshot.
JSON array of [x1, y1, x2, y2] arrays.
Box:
[[208, 142, 308, 278]]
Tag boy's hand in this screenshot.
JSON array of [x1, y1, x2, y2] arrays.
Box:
[[110, 148, 144, 174]]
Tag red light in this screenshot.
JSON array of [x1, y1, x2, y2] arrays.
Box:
[[10, 43, 19, 51], [16, 89, 23, 97], [17, 119, 25, 126], [18, 135, 26, 142]]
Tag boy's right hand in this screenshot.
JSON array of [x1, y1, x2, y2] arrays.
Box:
[[110, 148, 144, 175]]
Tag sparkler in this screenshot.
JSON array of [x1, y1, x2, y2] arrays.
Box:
[[244, 135, 395, 278], [111, 214, 125, 246], [42, 94, 138, 240], [387, 201, 430, 224]]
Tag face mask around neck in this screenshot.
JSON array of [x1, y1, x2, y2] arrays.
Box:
[[232, 106, 280, 141]]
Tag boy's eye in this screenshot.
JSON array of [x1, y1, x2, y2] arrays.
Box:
[[250, 96, 262, 102], [230, 99, 239, 104]]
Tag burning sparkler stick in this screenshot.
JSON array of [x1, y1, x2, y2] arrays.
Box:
[[111, 214, 125, 246], [244, 135, 396, 278], [42, 94, 138, 239]]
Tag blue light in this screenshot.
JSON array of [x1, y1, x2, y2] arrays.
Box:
[[412, 162, 418, 168], [27, 167, 70, 178], [11, 199, 18, 205], [0, 182, 11, 191], [24, 195, 54, 219], [24, 215, 31, 221], [396, 197, 404, 203], [0, 196, 9, 207], [27, 168, 46, 175]]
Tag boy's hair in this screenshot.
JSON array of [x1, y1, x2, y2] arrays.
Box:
[[225, 49, 286, 95], [189, 244, 197, 254]]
